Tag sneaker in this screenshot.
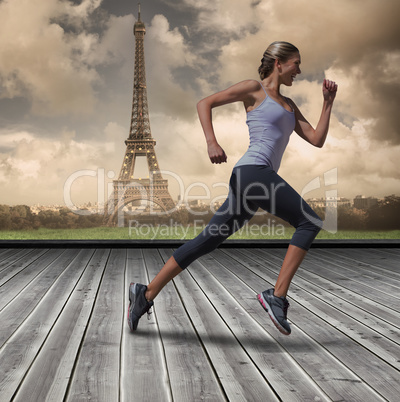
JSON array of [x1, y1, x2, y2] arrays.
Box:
[[257, 288, 291, 335], [128, 283, 154, 331]]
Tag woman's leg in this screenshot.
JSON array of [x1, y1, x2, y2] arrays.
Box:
[[273, 245, 307, 297], [258, 243, 307, 335], [270, 180, 321, 297], [128, 257, 184, 331], [145, 256, 182, 301], [236, 165, 321, 334]]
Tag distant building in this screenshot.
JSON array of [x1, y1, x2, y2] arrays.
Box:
[[353, 195, 378, 210], [306, 197, 351, 209], [306, 198, 326, 208], [336, 197, 352, 208]]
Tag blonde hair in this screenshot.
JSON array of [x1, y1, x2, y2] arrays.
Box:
[[258, 41, 299, 79]]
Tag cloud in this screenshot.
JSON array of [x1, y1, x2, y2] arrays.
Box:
[[83, 14, 134, 67], [281, 118, 400, 199], [60, 0, 103, 22], [164, 0, 261, 36], [0, 131, 35, 150], [326, 51, 400, 145], [0, 125, 121, 205], [145, 14, 199, 120], [190, 0, 261, 36], [0, 0, 102, 116]]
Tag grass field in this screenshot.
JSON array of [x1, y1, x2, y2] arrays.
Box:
[[0, 226, 399, 241]]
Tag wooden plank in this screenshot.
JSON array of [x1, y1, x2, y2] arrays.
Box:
[[0, 249, 82, 348], [0, 247, 16, 259], [157, 250, 280, 402], [145, 248, 227, 401], [0, 249, 63, 310], [331, 248, 400, 272], [375, 248, 400, 258], [222, 248, 400, 401], [121, 249, 172, 402], [306, 249, 400, 301], [13, 249, 110, 402], [66, 249, 126, 402], [0, 249, 36, 273], [0, 249, 49, 288], [307, 249, 398, 310], [207, 248, 383, 402], [315, 248, 400, 284], [0, 249, 95, 401]]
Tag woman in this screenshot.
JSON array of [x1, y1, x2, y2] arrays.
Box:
[[128, 41, 338, 335]]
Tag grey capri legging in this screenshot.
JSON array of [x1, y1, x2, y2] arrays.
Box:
[[173, 164, 322, 269]]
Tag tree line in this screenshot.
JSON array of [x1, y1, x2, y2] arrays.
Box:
[[316, 195, 400, 230], [0, 205, 103, 230], [0, 195, 399, 231]]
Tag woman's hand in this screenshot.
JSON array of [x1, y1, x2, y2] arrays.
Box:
[[208, 142, 227, 164], [322, 79, 338, 103]]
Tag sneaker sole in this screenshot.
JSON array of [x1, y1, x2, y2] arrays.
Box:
[[128, 282, 139, 331], [257, 293, 290, 335]]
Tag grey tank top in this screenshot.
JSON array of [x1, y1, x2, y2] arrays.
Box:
[[234, 82, 296, 172]]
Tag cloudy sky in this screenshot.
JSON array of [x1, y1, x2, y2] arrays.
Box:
[[0, 0, 399, 209]]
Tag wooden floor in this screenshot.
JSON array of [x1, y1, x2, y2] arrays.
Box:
[[0, 247, 399, 401]]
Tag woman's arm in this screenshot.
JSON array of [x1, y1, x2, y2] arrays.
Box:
[[291, 79, 338, 148], [197, 80, 259, 164]]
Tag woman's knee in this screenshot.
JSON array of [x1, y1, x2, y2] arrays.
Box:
[[299, 214, 323, 234], [291, 213, 322, 249]]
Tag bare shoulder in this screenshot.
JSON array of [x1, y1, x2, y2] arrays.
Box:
[[199, 80, 261, 108], [224, 79, 261, 103], [238, 80, 263, 111], [233, 79, 261, 92]]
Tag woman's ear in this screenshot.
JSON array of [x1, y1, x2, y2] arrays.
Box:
[[274, 58, 281, 72]]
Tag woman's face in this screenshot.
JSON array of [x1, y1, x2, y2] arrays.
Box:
[[280, 52, 301, 86]]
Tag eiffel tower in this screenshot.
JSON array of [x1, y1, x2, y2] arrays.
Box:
[[106, 4, 175, 225]]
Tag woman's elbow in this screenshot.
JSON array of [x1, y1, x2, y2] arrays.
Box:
[[197, 98, 211, 112], [196, 99, 204, 111], [312, 131, 327, 148], [304, 135, 324, 148], [314, 140, 325, 148]]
